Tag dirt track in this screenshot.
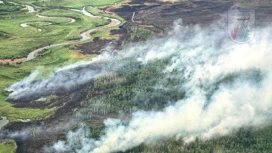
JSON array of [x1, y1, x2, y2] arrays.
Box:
[[0, 58, 27, 64]]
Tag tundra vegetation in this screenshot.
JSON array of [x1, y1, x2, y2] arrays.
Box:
[[11, 0, 124, 8], [0, 5, 108, 58], [0, 140, 17, 153], [0, 0, 124, 151], [0, 0, 124, 124]]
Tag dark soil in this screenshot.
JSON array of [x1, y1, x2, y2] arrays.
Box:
[[77, 0, 236, 54], [74, 26, 128, 54], [6, 83, 92, 153], [112, 1, 234, 26], [78, 0, 272, 54]]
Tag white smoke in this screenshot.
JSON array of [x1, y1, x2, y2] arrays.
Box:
[[39, 19, 272, 153], [0, 130, 30, 140], [6, 18, 272, 152], [4, 52, 115, 101]]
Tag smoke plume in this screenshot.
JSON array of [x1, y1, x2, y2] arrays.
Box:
[[4, 53, 116, 101], [7, 18, 272, 153], [85, 25, 272, 153]]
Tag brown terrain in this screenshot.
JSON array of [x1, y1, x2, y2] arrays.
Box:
[[0, 58, 27, 64], [3, 0, 272, 152]]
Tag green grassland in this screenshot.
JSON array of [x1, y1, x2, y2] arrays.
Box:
[[0, 45, 96, 123], [0, 0, 126, 58], [0, 7, 109, 58], [10, 0, 124, 8], [85, 6, 124, 21], [0, 3, 23, 15], [0, 0, 125, 124], [84, 6, 125, 39], [85, 6, 100, 16], [0, 140, 17, 153], [0, 1, 125, 152]]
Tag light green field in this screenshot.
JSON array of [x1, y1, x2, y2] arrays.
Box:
[[0, 140, 17, 153], [84, 6, 125, 39], [0, 7, 109, 58], [0, 0, 125, 125], [0, 0, 126, 58], [0, 45, 96, 123], [85, 6, 124, 22], [0, 1, 125, 152], [11, 0, 124, 8]]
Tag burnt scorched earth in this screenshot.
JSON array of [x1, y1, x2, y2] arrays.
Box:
[[76, 0, 234, 54], [3, 62, 102, 152], [77, 0, 236, 54]]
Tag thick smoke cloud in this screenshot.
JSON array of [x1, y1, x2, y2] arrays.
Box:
[[7, 18, 272, 153], [4, 53, 116, 101], [80, 25, 272, 153]]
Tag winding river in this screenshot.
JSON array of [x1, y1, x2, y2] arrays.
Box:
[[26, 7, 121, 61], [20, 22, 52, 32], [1, 2, 122, 62]]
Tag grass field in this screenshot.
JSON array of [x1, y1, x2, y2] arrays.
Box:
[[85, 6, 124, 21], [0, 7, 109, 58], [10, 0, 124, 8], [84, 6, 125, 40], [0, 140, 17, 153], [0, 0, 125, 124], [0, 45, 95, 123], [0, 4, 23, 15], [0, 1, 125, 152]]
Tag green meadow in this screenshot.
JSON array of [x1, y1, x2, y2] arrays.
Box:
[[0, 6, 109, 58], [0, 0, 125, 151], [0, 45, 93, 123], [0, 0, 124, 123], [0, 140, 17, 153], [10, 0, 124, 8]]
